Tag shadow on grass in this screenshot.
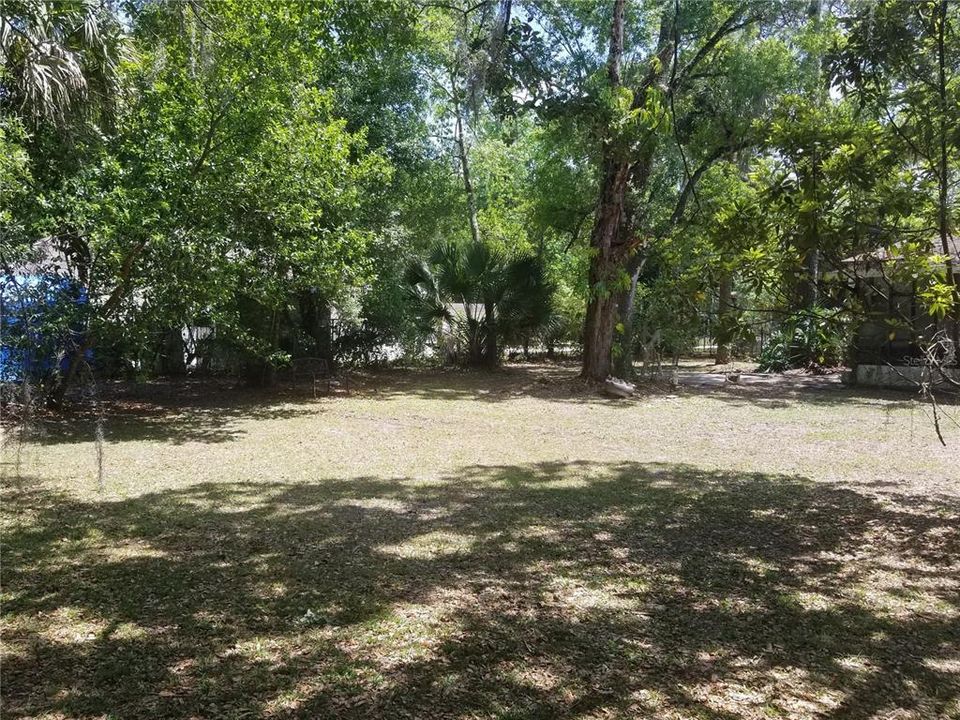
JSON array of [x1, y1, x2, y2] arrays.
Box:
[[677, 384, 937, 412], [14, 380, 328, 445], [351, 364, 954, 414], [10, 367, 953, 448], [3, 462, 958, 719]]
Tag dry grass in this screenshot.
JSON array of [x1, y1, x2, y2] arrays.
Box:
[[2, 364, 959, 719]]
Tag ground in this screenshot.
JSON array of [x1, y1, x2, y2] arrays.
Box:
[[2, 364, 959, 719]]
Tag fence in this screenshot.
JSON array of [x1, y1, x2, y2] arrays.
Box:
[[687, 313, 779, 359]]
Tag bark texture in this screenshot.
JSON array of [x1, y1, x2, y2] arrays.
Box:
[[582, 2, 671, 381]]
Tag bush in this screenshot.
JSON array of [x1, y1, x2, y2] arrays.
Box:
[[756, 327, 793, 372], [757, 307, 852, 372]]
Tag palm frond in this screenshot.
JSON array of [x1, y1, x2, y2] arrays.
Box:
[[1, 0, 127, 125]]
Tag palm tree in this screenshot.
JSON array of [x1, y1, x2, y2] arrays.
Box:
[[405, 240, 555, 367], [1, 0, 127, 125]]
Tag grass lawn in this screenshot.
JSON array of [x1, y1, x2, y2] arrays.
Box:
[[2, 365, 959, 719]]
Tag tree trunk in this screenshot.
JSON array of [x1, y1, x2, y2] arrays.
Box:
[[797, 147, 821, 314], [798, 0, 824, 317], [581, 181, 631, 380], [936, 0, 959, 357], [50, 340, 91, 407], [483, 299, 498, 367], [453, 75, 491, 368], [715, 271, 732, 364], [614, 254, 645, 379], [469, 328, 483, 365], [50, 240, 146, 406], [799, 245, 820, 311], [581, 2, 673, 381], [454, 96, 481, 247], [583, 288, 620, 381], [581, 0, 629, 382]]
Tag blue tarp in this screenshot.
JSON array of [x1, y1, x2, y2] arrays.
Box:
[[0, 274, 91, 382]]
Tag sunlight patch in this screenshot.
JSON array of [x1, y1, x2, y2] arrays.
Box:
[[95, 540, 169, 561], [548, 576, 634, 613], [688, 666, 843, 719], [541, 476, 591, 488], [591, 510, 628, 525], [255, 581, 288, 599], [923, 657, 960, 673], [376, 530, 475, 559], [647, 478, 680, 489], [782, 590, 836, 612], [333, 497, 410, 513], [224, 637, 289, 665], [110, 622, 149, 641], [835, 654, 878, 675], [489, 470, 593, 489], [730, 553, 779, 576], [40, 608, 109, 646], [846, 570, 958, 620], [515, 524, 561, 541], [341, 590, 467, 671], [630, 687, 667, 712]]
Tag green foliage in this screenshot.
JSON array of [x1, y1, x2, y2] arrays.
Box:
[[405, 240, 555, 366], [630, 248, 709, 359], [3, 0, 959, 388], [0, 0, 128, 125], [0, 116, 31, 257], [834, 0, 960, 324], [2, 0, 426, 385], [757, 307, 853, 372]]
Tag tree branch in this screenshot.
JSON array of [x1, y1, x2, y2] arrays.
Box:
[[672, 7, 759, 90]]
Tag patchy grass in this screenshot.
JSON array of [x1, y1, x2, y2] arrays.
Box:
[[2, 364, 959, 719]]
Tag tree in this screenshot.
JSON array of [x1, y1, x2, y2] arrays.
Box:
[[405, 240, 554, 367], [0, 0, 127, 125], [576, 0, 797, 380], [2, 0, 419, 397], [835, 0, 960, 353]]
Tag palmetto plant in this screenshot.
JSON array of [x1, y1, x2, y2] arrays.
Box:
[[1, 0, 127, 125], [405, 240, 555, 367]]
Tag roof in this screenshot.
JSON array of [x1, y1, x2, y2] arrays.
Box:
[[841, 235, 960, 267], [6, 237, 77, 278]]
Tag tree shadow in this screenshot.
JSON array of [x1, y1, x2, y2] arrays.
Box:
[[665, 372, 960, 413], [10, 379, 330, 445], [3, 461, 958, 719], [353, 364, 626, 406], [679, 383, 935, 410], [353, 364, 958, 413], [7, 367, 949, 451]]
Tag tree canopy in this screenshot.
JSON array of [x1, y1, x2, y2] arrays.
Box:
[[2, 0, 958, 394]]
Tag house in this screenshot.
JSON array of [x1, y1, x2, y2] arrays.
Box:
[[835, 235, 959, 389]]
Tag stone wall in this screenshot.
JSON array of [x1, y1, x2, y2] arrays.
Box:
[[854, 364, 960, 391]]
